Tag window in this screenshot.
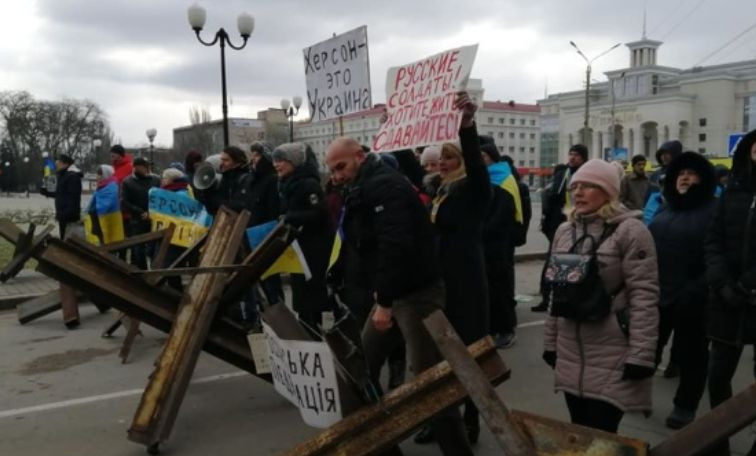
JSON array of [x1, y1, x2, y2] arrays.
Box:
[[498, 132, 504, 138], [519, 147, 525, 153], [699, 147, 706, 154], [518, 160, 525, 166], [529, 147, 535, 154], [488, 117, 494, 124], [499, 118, 505, 124], [509, 146, 515, 153], [530, 133, 536, 139], [520, 119, 526, 125], [530, 119, 536, 126], [699, 133, 706, 142], [509, 118, 515, 125], [699, 118, 707, 127], [498, 146, 504, 152], [509, 132, 515, 139], [519, 133, 525, 139], [529, 160, 535, 166]]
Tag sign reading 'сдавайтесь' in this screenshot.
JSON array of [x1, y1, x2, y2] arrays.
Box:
[[372, 44, 478, 153], [303, 26, 371, 122]]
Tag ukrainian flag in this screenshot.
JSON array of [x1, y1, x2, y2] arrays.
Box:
[[84, 180, 125, 245], [328, 209, 344, 270], [43, 156, 56, 177], [488, 161, 523, 223], [246, 221, 312, 280]]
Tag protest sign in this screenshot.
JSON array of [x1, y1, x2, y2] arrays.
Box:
[[148, 188, 212, 247], [263, 322, 342, 428], [372, 44, 478, 152], [303, 26, 371, 122]]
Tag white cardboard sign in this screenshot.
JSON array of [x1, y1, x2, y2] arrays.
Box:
[[372, 44, 478, 152], [303, 26, 372, 122]]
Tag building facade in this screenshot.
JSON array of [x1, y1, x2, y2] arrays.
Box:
[[539, 37, 756, 165], [294, 79, 541, 180]]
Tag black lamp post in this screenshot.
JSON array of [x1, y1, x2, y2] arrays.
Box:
[[569, 41, 621, 151], [280, 96, 303, 143], [187, 4, 254, 148]]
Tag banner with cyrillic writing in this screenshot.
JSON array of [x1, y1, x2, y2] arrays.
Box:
[[372, 44, 478, 152], [148, 188, 212, 247], [303, 25, 371, 122], [263, 322, 342, 428]]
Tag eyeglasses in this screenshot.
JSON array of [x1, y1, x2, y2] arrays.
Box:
[[568, 182, 601, 192]]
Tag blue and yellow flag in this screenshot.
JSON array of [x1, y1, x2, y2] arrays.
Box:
[[246, 221, 312, 280], [488, 161, 523, 223], [84, 180, 125, 245], [43, 156, 56, 177], [148, 188, 212, 247], [328, 208, 345, 270]]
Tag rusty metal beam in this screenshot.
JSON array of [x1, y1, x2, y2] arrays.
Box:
[[283, 337, 510, 456], [127, 208, 250, 450], [17, 289, 84, 325], [650, 382, 756, 456], [511, 410, 647, 455], [423, 310, 536, 455], [1, 223, 53, 282], [101, 229, 172, 252]]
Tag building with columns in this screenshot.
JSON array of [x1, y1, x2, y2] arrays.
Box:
[[294, 79, 542, 183], [539, 36, 756, 165]]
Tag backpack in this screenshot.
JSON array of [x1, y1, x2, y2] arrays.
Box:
[[544, 223, 618, 321]]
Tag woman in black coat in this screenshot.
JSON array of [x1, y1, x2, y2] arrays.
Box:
[[273, 142, 334, 333], [704, 129, 756, 456], [649, 152, 717, 430], [429, 92, 491, 443]]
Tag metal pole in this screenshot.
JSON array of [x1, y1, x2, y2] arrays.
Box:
[[289, 111, 294, 142], [219, 29, 229, 148], [150, 142, 154, 166], [583, 64, 591, 147]]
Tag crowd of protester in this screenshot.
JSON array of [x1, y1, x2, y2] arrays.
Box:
[[39, 92, 756, 456]]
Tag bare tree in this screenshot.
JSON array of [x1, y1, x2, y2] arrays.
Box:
[[174, 105, 215, 158]]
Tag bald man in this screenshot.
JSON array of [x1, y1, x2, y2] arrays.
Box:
[[325, 139, 473, 455]]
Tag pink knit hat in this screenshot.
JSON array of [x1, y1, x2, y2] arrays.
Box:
[[570, 159, 621, 201]]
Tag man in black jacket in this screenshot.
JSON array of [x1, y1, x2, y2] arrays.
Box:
[[204, 146, 253, 217], [121, 157, 160, 269], [40, 154, 82, 238], [325, 133, 472, 454], [533, 144, 587, 312]]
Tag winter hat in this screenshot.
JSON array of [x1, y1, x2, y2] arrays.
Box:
[[656, 140, 683, 165], [569, 144, 589, 162], [380, 153, 399, 170], [420, 145, 441, 166], [97, 164, 115, 179], [184, 150, 203, 174], [162, 168, 184, 182], [570, 159, 620, 201], [249, 141, 273, 161], [480, 143, 501, 163], [663, 151, 716, 199], [272, 142, 307, 168], [478, 135, 496, 146], [610, 161, 627, 181], [57, 154, 73, 165], [168, 161, 186, 173], [133, 157, 149, 167], [110, 145, 126, 156]]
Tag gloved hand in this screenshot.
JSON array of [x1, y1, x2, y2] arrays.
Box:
[[719, 281, 749, 308], [622, 363, 655, 380], [542, 351, 556, 369]]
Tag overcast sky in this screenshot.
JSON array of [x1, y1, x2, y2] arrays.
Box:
[[1, 0, 754, 148]]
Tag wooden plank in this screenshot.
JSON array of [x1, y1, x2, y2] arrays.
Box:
[[283, 338, 510, 456], [128, 208, 250, 450], [0, 218, 24, 243], [119, 317, 142, 364], [133, 264, 259, 276], [151, 232, 206, 287], [423, 310, 536, 455], [650, 382, 756, 456], [511, 410, 647, 455], [146, 224, 175, 287], [16, 289, 86, 325], [101, 230, 171, 252]]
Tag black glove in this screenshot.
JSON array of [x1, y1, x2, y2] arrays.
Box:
[[622, 363, 655, 380], [719, 281, 749, 308], [542, 351, 556, 369]]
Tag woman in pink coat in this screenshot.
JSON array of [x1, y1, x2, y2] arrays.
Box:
[[543, 159, 659, 433]]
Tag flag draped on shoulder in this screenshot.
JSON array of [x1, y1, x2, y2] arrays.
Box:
[[246, 221, 312, 280], [488, 161, 523, 223], [84, 179, 124, 245]]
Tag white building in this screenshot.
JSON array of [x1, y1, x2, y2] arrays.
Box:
[[294, 79, 541, 181], [539, 36, 756, 164]]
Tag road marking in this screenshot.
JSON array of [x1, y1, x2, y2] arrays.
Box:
[[0, 371, 247, 419], [517, 320, 545, 329]]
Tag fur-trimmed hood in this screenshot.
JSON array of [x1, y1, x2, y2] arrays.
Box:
[[663, 151, 716, 210]]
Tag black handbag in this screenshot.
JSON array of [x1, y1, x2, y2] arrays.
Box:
[[544, 224, 617, 321]]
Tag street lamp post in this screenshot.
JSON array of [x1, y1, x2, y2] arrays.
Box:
[[146, 128, 157, 166], [187, 4, 254, 148], [610, 71, 626, 150], [280, 96, 302, 143], [570, 41, 622, 150]]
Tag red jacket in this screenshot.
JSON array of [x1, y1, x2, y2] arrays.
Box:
[[112, 153, 134, 219]]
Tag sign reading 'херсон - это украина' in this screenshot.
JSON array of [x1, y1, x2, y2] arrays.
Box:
[[303, 26, 371, 122]]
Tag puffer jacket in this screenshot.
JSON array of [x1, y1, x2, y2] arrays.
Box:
[[544, 209, 659, 413]]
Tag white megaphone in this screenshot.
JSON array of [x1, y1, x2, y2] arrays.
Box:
[[193, 154, 223, 190]]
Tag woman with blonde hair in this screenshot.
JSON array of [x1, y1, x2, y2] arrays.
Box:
[[542, 158, 659, 433]]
